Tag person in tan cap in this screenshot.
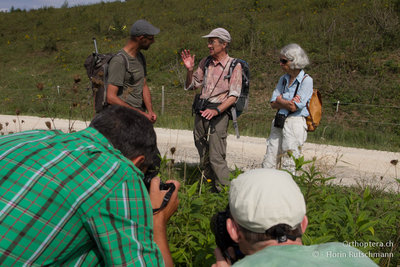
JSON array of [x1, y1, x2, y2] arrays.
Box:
[[212, 168, 378, 266], [181, 28, 243, 192], [106, 19, 159, 123]]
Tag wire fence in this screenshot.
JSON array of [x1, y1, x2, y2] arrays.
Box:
[[2, 85, 400, 130], [149, 86, 400, 128]]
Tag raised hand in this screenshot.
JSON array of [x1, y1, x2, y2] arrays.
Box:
[[181, 49, 195, 71]]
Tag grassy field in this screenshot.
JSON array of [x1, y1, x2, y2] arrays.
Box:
[[0, 0, 399, 152]]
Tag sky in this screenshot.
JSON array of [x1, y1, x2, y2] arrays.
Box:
[[0, 0, 123, 12]]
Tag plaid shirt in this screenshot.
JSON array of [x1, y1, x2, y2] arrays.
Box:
[[0, 128, 163, 266], [187, 55, 242, 103]]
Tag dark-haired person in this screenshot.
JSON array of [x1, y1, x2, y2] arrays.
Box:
[[181, 28, 242, 191], [212, 168, 377, 266], [106, 19, 158, 123], [0, 105, 179, 266], [262, 43, 312, 174]]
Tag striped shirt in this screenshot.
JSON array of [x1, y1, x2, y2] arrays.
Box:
[[186, 55, 242, 103], [0, 128, 163, 266]]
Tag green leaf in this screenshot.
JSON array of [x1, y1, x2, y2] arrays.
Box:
[[191, 198, 204, 206], [358, 221, 377, 235], [187, 181, 199, 198], [368, 226, 375, 236], [363, 186, 371, 202], [344, 206, 355, 228]]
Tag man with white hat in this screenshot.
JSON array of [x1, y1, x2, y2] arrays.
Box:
[[181, 28, 243, 191], [212, 168, 378, 266], [106, 19, 159, 123]]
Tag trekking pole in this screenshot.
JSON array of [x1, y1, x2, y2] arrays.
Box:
[[92, 37, 98, 54], [199, 126, 211, 195], [231, 107, 240, 139]]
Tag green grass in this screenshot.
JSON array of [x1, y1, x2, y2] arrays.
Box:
[[0, 0, 399, 152]]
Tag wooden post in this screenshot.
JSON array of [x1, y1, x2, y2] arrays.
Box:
[[161, 86, 165, 115]]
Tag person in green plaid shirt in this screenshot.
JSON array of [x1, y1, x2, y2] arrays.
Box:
[[0, 105, 180, 266]]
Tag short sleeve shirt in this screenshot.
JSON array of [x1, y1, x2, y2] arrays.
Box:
[[107, 49, 147, 109], [187, 55, 242, 104], [0, 128, 163, 266]]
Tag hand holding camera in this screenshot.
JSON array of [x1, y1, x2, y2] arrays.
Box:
[[210, 207, 244, 265], [143, 151, 179, 217], [149, 178, 180, 221]]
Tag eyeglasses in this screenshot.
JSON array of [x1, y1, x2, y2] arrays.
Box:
[[279, 58, 288, 64], [207, 39, 219, 45]]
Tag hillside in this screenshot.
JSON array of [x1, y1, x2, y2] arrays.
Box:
[[0, 0, 399, 151]]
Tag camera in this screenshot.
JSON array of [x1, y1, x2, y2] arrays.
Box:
[[142, 150, 162, 190], [142, 149, 176, 214], [210, 206, 244, 264], [274, 112, 287, 129], [192, 93, 208, 114], [142, 149, 174, 192]]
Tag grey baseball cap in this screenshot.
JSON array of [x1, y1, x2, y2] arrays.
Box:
[[202, 28, 231, 43], [130, 19, 160, 36]]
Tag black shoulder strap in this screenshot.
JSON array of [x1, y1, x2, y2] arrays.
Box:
[[293, 74, 308, 96], [284, 74, 309, 116], [224, 58, 239, 81], [137, 52, 147, 76], [203, 55, 213, 71]]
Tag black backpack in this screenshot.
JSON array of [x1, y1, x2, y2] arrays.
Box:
[[84, 38, 145, 113], [203, 56, 250, 138]]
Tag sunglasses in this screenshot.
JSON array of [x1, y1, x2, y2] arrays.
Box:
[[279, 58, 288, 64], [144, 35, 154, 41]]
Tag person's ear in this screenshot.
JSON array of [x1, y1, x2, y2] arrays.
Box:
[[301, 215, 308, 234], [131, 155, 145, 169], [226, 218, 240, 243]]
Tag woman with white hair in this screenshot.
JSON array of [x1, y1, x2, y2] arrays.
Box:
[[262, 43, 313, 173]]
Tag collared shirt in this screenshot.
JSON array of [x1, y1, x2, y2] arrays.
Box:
[[270, 70, 313, 117], [0, 128, 163, 266], [186, 55, 242, 103]]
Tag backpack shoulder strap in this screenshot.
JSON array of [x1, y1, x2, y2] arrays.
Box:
[[224, 58, 239, 81], [202, 55, 213, 72], [293, 74, 309, 96], [137, 51, 147, 76], [115, 51, 130, 73]]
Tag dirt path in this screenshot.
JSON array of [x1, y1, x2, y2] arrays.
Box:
[[1, 114, 399, 192]]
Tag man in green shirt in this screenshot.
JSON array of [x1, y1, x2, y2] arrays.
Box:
[[107, 19, 158, 123], [0, 105, 179, 266], [211, 168, 378, 267]]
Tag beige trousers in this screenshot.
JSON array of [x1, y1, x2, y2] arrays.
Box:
[[262, 116, 308, 174]]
